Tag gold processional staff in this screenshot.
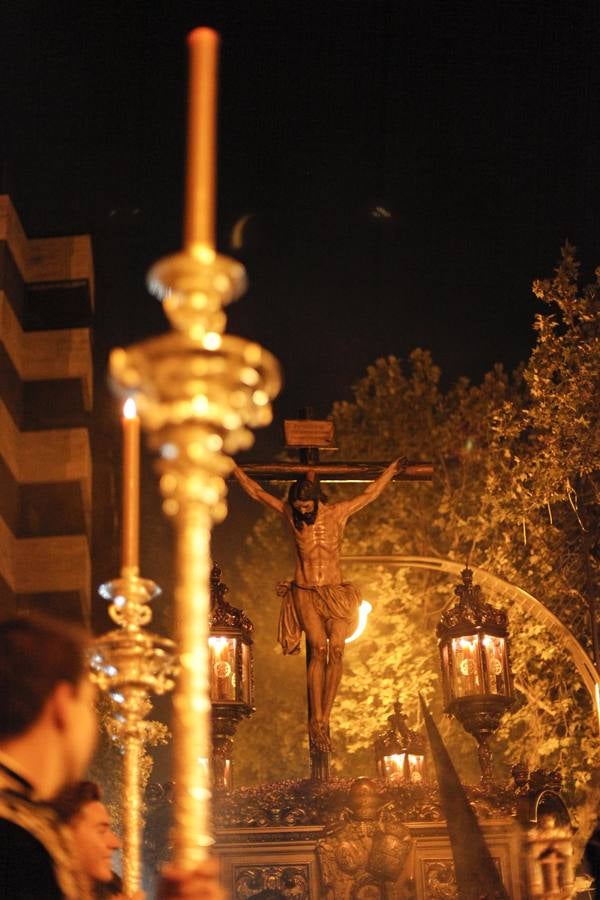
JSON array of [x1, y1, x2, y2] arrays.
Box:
[[109, 27, 281, 867]]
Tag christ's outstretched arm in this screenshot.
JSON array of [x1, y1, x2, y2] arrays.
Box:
[[231, 464, 285, 515], [338, 457, 404, 518]]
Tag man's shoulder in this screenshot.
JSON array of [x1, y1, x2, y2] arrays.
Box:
[[0, 815, 51, 850], [0, 817, 64, 898]]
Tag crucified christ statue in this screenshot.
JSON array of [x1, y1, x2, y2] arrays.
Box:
[[232, 458, 402, 752]]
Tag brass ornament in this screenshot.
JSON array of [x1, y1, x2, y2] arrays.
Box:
[[91, 571, 177, 895]]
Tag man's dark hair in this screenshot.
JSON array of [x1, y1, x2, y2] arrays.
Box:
[[0, 614, 89, 739], [53, 780, 102, 822]]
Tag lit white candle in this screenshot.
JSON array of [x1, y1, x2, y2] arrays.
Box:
[[185, 27, 219, 257], [121, 398, 140, 572]]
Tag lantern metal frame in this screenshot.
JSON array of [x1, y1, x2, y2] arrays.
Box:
[[437, 567, 513, 784], [208, 563, 254, 792]]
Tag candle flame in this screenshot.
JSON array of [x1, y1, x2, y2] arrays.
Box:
[[345, 600, 373, 644], [123, 397, 138, 420], [457, 636, 477, 650], [208, 636, 229, 658], [384, 753, 406, 769]]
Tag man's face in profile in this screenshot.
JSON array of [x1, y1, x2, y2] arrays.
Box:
[[70, 800, 121, 882]]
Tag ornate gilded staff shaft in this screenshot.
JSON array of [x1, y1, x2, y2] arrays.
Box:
[[110, 28, 281, 867]]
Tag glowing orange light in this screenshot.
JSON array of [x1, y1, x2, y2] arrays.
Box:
[[458, 636, 477, 650], [208, 635, 229, 658], [345, 600, 373, 644], [385, 753, 406, 769]]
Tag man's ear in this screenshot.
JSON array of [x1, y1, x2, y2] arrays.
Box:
[[47, 681, 76, 732]]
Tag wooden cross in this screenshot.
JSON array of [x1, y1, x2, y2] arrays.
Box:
[[237, 417, 433, 483], [232, 415, 433, 781]]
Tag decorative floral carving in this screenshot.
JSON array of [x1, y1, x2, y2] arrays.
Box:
[[423, 860, 458, 899], [234, 864, 309, 899], [143, 775, 519, 876], [436, 567, 507, 636], [210, 563, 254, 641], [207, 777, 517, 830], [317, 778, 414, 899]]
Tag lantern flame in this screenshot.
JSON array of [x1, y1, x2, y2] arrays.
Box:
[[457, 636, 477, 650], [208, 635, 229, 658], [384, 753, 406, 768], [345, 600, 373, 644]]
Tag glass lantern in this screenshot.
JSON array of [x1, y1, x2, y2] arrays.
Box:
[[375, 700, 426, 785], [209, 566, 254, 710], [405, 738, 427, 784], [208, 563, 254, 792], [375, 730, 405, 782], [437, 567, 513, 783]]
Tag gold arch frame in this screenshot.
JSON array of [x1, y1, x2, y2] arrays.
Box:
[[342, 554, 600, 729]]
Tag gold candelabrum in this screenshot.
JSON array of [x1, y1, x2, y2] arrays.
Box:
[[91, 400, 178, 896], [91, 572, 177, 896], [109, 28, 281, 868]]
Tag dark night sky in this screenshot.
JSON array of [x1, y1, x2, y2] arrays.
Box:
[[1, 0, 599, 604]]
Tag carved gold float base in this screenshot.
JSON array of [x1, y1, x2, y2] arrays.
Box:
[[144, 775, 574, 898]]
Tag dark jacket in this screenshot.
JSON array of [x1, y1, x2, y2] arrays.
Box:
[[0, 761, 89, 899]]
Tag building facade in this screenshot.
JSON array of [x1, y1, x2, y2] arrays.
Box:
[[0, 195, 93, 623]]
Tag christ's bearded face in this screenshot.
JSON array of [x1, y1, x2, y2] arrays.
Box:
[[291, 497, 317, 529], [292, 499, 316, 516], [288, 473, 322, 529]]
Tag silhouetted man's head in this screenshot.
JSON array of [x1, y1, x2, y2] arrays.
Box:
[[0, 614, 97, 790]]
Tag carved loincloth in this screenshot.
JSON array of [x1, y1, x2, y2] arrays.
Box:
[[277, 581, 360, 655]]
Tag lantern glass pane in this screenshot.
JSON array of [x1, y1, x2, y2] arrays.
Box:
[[451, 634, 482, 697], [383, 752, 406, 783], [407, 753, 425, 784], [241, 641, 251, 704], [440, 642, 451, 702], [208, 635, 237, 701], [481, 634, 508, 695], [223, 758, 232, 791]]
